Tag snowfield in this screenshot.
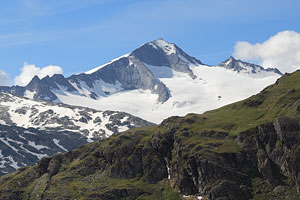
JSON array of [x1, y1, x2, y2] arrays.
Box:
[[54, 64, 279, 124]]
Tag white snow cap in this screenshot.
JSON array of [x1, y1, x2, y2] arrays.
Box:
[[151, 38, 177, 55]]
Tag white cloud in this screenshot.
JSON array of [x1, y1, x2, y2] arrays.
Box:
[[0, 70, 10, 86], [234, 30, 300, 73], [14, 63, 63, 86]]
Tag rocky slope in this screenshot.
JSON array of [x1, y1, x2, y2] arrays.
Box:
[[0, 92, 154, 176], [0, 39, 281, 123], [0, 92, 154, 140], [0, 125, 87, 176], [1, 70, 300, 199]]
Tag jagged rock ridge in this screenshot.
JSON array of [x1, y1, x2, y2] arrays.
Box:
[[218, 56, 282, 77]]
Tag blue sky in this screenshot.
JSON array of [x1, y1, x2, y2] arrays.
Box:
[[1, 0, 300, 85]]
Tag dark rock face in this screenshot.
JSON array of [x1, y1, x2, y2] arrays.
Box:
[[236, 116, 300, 198], [132, 42, 169, 66], [158, 116, 300, 199], [152, 117, 300, 199], [142, 141, 168, 184], [50, 74, 77, 92], [25, 75, 58, 101], [89, 55, 170, 102], [0, 85, 25, 97]]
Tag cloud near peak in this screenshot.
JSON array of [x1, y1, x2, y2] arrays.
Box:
[[14, 63, 63, 86], [234, 30, 300, 73]]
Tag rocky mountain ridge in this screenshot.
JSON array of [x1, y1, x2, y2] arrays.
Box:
[[218, 56, 282, 77]]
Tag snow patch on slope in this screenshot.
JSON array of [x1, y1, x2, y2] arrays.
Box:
[[92, 79, 123, 95], [53, 139, 68, 152], [24, 90, 36, 99], [28, 140, 49, 150], [65, 79, 123, 98], [7, 156, 19, 169]]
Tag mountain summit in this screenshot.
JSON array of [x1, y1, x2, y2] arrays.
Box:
[[0, 39, 282, 123], [131, 38, 201, 78]]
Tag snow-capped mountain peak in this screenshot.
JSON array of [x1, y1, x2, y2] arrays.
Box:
[[218, 56, 282, 77], [0, 39, 283, 124], [150, 38, 177, 55], [132, 38, 202, 68]]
